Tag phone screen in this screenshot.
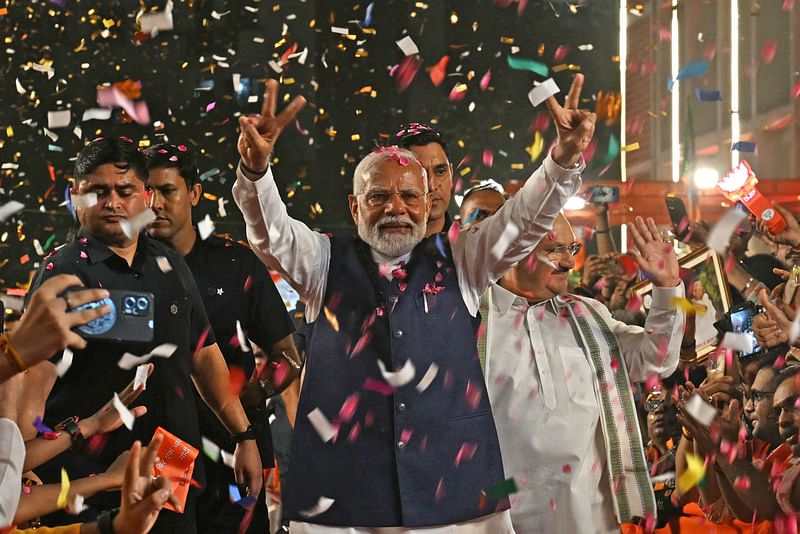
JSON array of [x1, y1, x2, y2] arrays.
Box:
[[588, 186, 619, 204], [665, 196, 689, 240], [729, 308, 761, 356]]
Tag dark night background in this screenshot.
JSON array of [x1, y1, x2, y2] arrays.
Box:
[[0, 0, 619, 289]]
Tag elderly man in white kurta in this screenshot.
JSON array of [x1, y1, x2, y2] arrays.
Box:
[[483, 213, 685, 533]]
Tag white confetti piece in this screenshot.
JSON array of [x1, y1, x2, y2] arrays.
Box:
[[198, 214, 215, 240], [71, 193, 97, 209], [56, 348, 74, 378], [139, 0, 174, 35], [221, 449, 235, 469], [97, 87, 150, 126], [120, 209, 156, 239], [15, 78, 25, 95], [706, 210, 747, 254], [685, 393, 716, 427], [395, 35, 419, 56], [236, 320, 251, 352], [117, 343, 177, 370], [0, 201, 24, 223], [720, 332, 754, 353], [217, 197, 227, 218], [307, 408, 337, 443], [81, 108, 113, 122], [330, 26, 349, 35], [67, 493, 88, 515], [112, 392, 135, 430], [790, 315, 800, 345], [156, 256, 173, 273], [47, 110, 71, 129], [202, 436, 220, 462], [133, 364, 149, 390], [299, 496, 335, 518], [416, 363, 439, 393], [528, 78, 560, 107], [43, 128, 59, 142], [377, 359, 416, 388]]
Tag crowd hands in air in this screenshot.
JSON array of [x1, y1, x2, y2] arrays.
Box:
[[5, 71, 800, 534]]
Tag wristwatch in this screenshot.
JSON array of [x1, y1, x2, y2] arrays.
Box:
[[230, 425, 256, 445], [55, 416, 85, 447]]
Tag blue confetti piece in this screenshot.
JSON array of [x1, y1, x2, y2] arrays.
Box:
[[363, 2, 375, 27], [33, 416, 53, 434], [228, 484, 256, 508], [434, 234, 448, 259], [696, 88, 722, 101], [668, 60, 709, 90], [732, 141, 756, 153]]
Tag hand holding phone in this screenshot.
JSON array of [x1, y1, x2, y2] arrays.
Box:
[[63, 288, 155, 343]]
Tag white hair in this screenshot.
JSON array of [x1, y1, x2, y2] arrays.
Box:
[[352, 147, 428, 195]]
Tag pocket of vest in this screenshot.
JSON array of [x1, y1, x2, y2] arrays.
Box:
[[448, 410, 490, 422]]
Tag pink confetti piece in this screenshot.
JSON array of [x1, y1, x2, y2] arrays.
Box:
[[784, 0, 795, 10], [553, 45, 569, 63], [479, 69, 492, 91], [295, 120, 309, 136], [205, 102, 216, 112], [561, 464, 572, 474], [626, 294, 642, 312], [96, 86, 150, 125], [454, 442, 478, 467], [350, 331, 373, 357], [610, 359, 620, 373], [549, 498, 557, 511], [482, 149, 494, 168], [516, 0, 528, 15], [435, 478, 446, 502], [447, 221, 460, 245], [394, 55, 421, 93], [400, 428, 413, 445], [448, 82, 468, 101], [363, 377, 395, 396]]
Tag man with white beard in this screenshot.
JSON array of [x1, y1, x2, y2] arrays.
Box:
[[232, 76, 595, 532]]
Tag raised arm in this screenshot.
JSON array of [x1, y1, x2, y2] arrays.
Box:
[[455, 74, 596, 312], [231, 79, 331, 321]]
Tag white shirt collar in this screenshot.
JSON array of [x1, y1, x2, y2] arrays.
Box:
[[490, 283, 574, 315]]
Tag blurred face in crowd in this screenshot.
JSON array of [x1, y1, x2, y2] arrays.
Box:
[[774, 373, 800, 456], [147, 167, 201, 242], [691, 281, 705, 300], [349, 157, 431, 258], [501, 214, 578, 302], [745, 367, 781, 446], [408, 143, 452, 232], [75, 164, 147, 248], [459, 189, 505, 229]]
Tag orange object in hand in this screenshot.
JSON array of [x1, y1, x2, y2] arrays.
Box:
[[717, 160, 787, 234]]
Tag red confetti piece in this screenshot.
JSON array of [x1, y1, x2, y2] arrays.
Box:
[[228, 366, 246, 397], [561, 464, 572, 474], [516, 0, 528, 15], [447, 221, 460, 245], [429, 55, 449, 87], [454, 442, 478, 467], [448, 82, 468, 102], [610, 359, 620, 373], [347, 422, 361, 443], [363, 377, 395, 396], [400, 428, 413, 445], [761, 40, 778, 64], [482, 149, 494, 168], [338, 393, 360, 422], [351, 331, 373, 357], [465, 379, 482, 410], [549, 498, 557, 511], [479, 69, 492, 91]]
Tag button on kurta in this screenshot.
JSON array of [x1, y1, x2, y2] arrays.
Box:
[[393, 329, 403, 339]]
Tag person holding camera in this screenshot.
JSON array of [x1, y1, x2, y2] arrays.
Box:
[[20, 137, 261, 533]]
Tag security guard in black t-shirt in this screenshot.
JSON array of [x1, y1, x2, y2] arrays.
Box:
[[145, 143, 301, 533], [25, 137, 263, 534]]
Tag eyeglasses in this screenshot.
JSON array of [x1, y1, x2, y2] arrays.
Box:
[[543, 243, 582, 260], [361, 189, 425, 208]]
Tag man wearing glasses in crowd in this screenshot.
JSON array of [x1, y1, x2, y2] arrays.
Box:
[[482, 212, 686, 533]]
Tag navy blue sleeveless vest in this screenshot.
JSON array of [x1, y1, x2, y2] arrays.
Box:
[[283, 235, 508, 527]]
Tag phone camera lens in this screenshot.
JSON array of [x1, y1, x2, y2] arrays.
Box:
[[123, 296, 137, 312], [136, 297, 149, 311]]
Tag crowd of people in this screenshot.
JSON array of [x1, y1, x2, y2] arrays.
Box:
[[3, 71, 800, 534]]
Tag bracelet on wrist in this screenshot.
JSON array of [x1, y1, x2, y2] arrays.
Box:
[[0, 334, 27, 373], [230, 425, 256, 445], [96, 508, 119, 534]]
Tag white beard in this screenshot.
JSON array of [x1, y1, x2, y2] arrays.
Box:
[[358, 214, 426, 258]]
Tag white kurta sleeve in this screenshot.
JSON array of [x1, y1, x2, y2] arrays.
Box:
[[232, 163, 331, 322], [588, 284, 685, 382], [453, 153, 583, 315], [0, 418, 25, 526]]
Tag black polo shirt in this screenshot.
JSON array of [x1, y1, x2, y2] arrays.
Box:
[[183, 234, 294, 472], [30, 229, 215, 524]]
